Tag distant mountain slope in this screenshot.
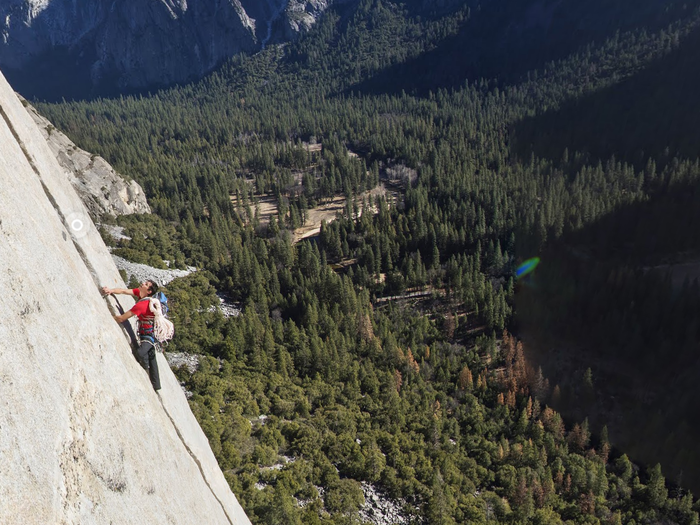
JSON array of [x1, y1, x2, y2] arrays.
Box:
[[512, 23, 700, 167], [349, 0, 698, 95], [0, 0, 334, 100], [7, 0, 692, 101]]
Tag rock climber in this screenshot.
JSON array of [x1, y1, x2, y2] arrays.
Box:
[[101, 280, 161, 391]]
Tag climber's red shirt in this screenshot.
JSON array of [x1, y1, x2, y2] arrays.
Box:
[[130, 289, 154, 334]]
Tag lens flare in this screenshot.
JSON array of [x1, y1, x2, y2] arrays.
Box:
[[65, 211, 90, 239], [516, 257, 540, 280]]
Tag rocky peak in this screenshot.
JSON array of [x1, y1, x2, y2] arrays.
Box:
[[0, 0, 335, 99], [21, 97, 151, 218]]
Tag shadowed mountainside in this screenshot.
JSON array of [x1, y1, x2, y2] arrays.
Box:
[[349, 0, 697, 96], [516, 176, 700, 493], [511, 25, 700, 169]]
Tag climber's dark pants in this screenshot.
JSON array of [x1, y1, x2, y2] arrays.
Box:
[[134, 339, 161, 391]]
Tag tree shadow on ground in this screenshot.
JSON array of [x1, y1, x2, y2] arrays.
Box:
[[348, 0, 694, 97], [511, 25, 700, 169], [515, 176, 700, 493]]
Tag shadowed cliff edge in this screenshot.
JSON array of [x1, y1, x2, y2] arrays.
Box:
[[0, 67, 251, 524]]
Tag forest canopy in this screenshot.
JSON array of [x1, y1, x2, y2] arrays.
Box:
[[36, 0, 700, 522]]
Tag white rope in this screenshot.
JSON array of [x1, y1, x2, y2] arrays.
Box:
[[149, 297, 175, 342]]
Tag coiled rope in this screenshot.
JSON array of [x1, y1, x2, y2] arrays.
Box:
[[149, 297, 175, 343]]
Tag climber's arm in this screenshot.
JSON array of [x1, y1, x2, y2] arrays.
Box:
[[101, 286, 138, 299], [114, 310, 135, 324]]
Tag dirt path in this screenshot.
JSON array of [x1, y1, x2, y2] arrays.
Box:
[[292, 184, 392, 243], [232, 183, 398, 243], [292, 196, 347, 243]]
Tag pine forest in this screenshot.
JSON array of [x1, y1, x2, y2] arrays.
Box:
[[33, 0, 700, 522]]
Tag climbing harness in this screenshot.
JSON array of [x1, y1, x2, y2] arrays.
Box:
[[139, 333, 164, 354]]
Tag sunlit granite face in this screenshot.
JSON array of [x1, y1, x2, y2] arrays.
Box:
[[0, 67, 251, 525]]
